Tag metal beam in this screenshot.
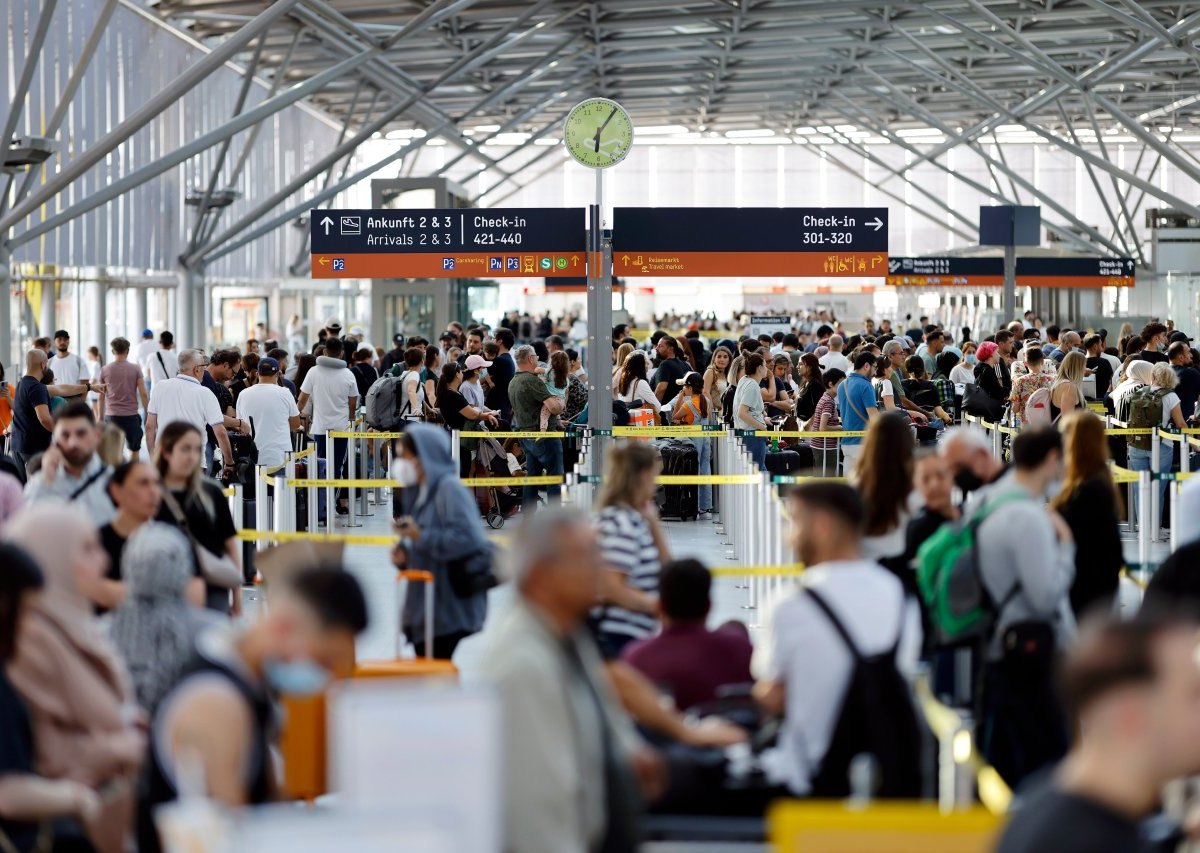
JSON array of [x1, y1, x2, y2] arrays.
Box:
[[0, 0, 60, 165], [7, 0, 119, 216], [481, 151, 566, 207], [1054, 99, 1135, 259], [188, 34, 579, 267], [202, 124, 448, 265], [186, 34, 267, 255], [9, 52, 366, 251], [471, 139, 566, 203], [0, 0, 303, 235]]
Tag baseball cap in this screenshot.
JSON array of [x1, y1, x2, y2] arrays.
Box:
[[349, 325, 365, 337], [325, 317, 342, 331], [675, 371, 704, 389], [392, 333, 405, 345], [257, 356, 280, 376], [464, 354, 493, 370], [142, 328, 153, 338], [675, 370, 702, 386], [53, 329, 69, 339], [439, 331, 457, 342], [1169, 330, 1194, 343]]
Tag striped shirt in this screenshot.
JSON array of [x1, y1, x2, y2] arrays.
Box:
[[806, 392, 840, 450], [595, 505, 660, 641]]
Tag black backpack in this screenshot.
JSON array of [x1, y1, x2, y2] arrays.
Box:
[[721, 384, 737, 428], [806, 588, 923, 799]]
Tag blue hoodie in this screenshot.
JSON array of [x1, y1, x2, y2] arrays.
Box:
[[400, 424, 489, 641]]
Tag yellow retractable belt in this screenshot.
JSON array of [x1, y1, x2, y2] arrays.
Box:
[[1105, 427, 1154, 436], [613, 427, 717, 438], [657, 474, 763, 486], [751, 430, 868, 439], [709, 564, 805, 577], [461, 475, 564, 487], [1110, 464, 1141, 484], [286, 478, 388, 488]]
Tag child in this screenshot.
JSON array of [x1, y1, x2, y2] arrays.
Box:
[[541, 351, 570, 431]]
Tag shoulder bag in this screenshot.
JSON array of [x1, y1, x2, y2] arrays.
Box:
[[161, 489, 242, 590]]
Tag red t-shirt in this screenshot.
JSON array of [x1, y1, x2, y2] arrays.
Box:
[[620, 623, 754, 711]]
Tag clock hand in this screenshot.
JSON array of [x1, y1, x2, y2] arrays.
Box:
[[594, 106, 619, 154]]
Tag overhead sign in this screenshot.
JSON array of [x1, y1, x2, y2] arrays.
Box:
[[1016, 256, 1135, 288], [886, 255, 1135, 288], [309, 207, 587, 279], [748, 315, 791, 339], [887, 256, 1004, 287], [612, 207, 888, 277]]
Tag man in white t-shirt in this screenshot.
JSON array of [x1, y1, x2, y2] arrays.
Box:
[[146, 349, 234, 475], [818, 335, 851, 375], [133, 328, 157, 367], [754, 482, 921, 796], [235, 357, 301, 469], [142, 330, 179, 386], [297, 337, 358, 513], [50, 330, 88, 397]]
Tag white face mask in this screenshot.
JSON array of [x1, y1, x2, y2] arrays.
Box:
[[394, 457, 420, 488]]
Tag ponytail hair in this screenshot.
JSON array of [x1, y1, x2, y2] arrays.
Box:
[[548, 351, 569, 390], [435, 362, 462, 404]]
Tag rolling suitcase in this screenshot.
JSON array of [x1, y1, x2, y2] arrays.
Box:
[[765, 449, 804, 476], [658, 439, 700, 522], [355, 569, 460, 677]]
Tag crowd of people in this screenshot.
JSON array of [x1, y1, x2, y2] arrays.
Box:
[[0, 305, 1195, 852]]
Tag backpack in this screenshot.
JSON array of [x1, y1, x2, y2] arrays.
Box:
[[806, 589, 922, 799], [365, 372, 420, 430], [1126, 387, 1170, 451], [916, 492, 1028, 646], [720, 384, 736, 427], [1023, 386, 1053, 426]]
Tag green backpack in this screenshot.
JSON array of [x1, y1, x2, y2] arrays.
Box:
[[1126, 386, 1170, 451], [916, 492, 1027, 646]]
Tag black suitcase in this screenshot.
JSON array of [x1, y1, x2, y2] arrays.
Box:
[[658, 440, 700, 522], [765, 449, 805, 475]]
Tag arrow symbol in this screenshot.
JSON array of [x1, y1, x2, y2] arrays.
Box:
[[318, 257, 330, 266], [320, 216, 333, 235], [622, 254, 630, 265], [1126, 260, 1134, 270], [867, 217, 884, 231], [571, 255, 580, 266]]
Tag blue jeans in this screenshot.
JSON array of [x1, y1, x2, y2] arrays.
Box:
[[690, 436, 713, 511], [1126, 445, 1168, 529], [519, 438, 563, 512], [741, 436, 767, 471]]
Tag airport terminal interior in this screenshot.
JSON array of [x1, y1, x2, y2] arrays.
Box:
[[5, 1, 1200, 851]]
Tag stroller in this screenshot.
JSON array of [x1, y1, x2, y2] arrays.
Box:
[[470, 430, 523, 529]]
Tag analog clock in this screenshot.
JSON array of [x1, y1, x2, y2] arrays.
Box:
[[563, 98, 634, 169]]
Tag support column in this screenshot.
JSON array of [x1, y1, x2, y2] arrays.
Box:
[[1002, 245, 1016, 323], [133, 287, 148, 336], [94, 280, 108, 352], [181, 265, 207, 350], [39, 274, 55, 339], [586, 176, 614, 469], [0, 244, 11, 370]]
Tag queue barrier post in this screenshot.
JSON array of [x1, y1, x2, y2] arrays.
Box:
[[228, 483, 243, 532], [345, 427, 361, 530], [255, 468, 271, 552], [1171, 478, 1180, 553], [1151, 429, 1162, 541], [326, 430, 337, 533], [273, 472, 289, 534], [1138, 470, 1152, 570], [361, 427, 373, 517]]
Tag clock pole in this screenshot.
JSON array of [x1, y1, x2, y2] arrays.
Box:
[[586, 167, 614, 452]]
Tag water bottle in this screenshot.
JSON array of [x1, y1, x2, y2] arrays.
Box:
[[848, 753, 878, 809]]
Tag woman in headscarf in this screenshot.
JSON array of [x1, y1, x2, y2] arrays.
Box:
[[391, 423, 490, 660], [110, 523, 218, 716], [5, 505, 143, 853]]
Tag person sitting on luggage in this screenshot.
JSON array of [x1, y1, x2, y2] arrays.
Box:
[[754, 482, 922, 797], [901, 356, 951, 429], [671, 373, 714, 515], [621, 559, 753, 712]]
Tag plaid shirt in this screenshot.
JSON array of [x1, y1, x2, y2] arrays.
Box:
[[932, 376, 956, 410]]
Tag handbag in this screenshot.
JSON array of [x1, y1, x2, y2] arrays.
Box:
[[161, 490, 242, 590], [962, 383, 1004, 421], [999, 621, 1056, 685]]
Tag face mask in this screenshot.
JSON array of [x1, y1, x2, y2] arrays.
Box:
[[394, 458, 419, 488], [954, 469, 985, 494], [480, 369, 488, 379], [965, 354, 977, 365], [264, 659, 329, 697]]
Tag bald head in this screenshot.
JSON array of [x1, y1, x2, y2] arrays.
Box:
[[24, 349, 46, 375], [828, 335, 845, 352]]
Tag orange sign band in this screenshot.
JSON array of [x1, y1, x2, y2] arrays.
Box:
[[615, 251, 888, 277]]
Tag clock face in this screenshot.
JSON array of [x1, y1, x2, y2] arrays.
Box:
[[563, 98, 634, 169]]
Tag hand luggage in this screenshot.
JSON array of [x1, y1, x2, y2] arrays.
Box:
[[355, 569, 460, 677], [764, 449, 804, 475], [658, 439, 700, 521]]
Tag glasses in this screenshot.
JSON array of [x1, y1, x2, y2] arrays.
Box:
[[199, 361, 210, 368]]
